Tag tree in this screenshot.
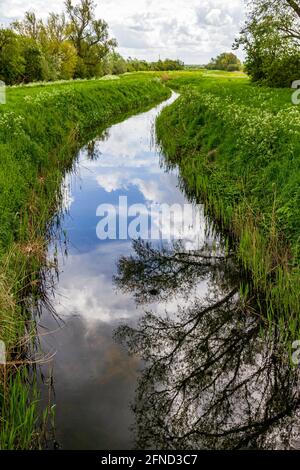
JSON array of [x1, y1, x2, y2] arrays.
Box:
[[206, 52, 241, 71], [12, 11, 43, 40], [126, 57, 150, 72], [58, 41, 78, 79], [65, 0, 117, 77], [0, 30, 25, 84], [235, 0, 300, 86], [22, 38, 47, 82], [151, 58, 184, 71], [43, 13, 67, 44], [102, 52, 127, 75], [39, 14, 77, 80], [12, 11, 65, 81], [7, 1, 117, 82]]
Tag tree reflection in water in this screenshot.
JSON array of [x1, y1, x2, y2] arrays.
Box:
[[114, 240, 300, 450]]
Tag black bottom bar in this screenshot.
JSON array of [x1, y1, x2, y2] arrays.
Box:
[[0, 450, 300, 467]]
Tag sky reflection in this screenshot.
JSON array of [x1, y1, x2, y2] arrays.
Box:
[[38, 93, 215, 449]]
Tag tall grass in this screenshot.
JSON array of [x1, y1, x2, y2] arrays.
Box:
[[0, 369, 39, 450], [157, 73, 300, 341]]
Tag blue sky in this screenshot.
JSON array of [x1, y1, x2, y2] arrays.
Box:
[[0, 0, 246, 63]]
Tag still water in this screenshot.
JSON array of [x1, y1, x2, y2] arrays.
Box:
[[38, 93, 300, 450]]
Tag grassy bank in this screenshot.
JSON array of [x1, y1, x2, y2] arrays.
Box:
[[157, 72, 300, 342], [0, 76, 170, 449]]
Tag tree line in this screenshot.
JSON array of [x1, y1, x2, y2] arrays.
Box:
[[235, 0, 300, 87], [0, 0, 184, 85], [205, 52, 242, 72], [103, 54, 184, 76]]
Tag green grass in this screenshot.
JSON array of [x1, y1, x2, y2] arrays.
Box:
[[156, 71, 300, 342], [0, 75, 171, 449], [0, 369, 40, 450]]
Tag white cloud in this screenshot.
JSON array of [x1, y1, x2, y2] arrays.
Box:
[[96, 170, 130, 193], [0, 0, 245, 63], [205, 9, 232, 26]]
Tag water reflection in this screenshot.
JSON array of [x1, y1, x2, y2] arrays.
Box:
[[39, 92, 212, 450], [38, 90, 300, 451], [115, 240, 300, 450]]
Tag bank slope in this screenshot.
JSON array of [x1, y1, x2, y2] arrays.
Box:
[[157, 77, 300, 340]]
